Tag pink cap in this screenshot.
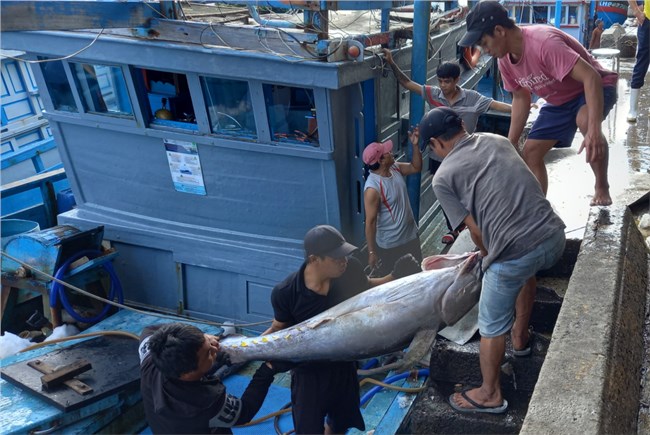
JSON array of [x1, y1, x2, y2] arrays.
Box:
[[362, 140, 393, 165]]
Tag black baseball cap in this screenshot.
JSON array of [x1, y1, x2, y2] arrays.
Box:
[[304, 225, 358, 258], [459, 1, 512, 47], [419, 107, 463, 144]]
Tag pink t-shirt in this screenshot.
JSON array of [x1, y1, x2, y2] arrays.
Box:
[[498, 25, 618, 106]]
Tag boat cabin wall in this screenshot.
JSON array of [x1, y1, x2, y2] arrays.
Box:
[[1, 23, 469, 325]]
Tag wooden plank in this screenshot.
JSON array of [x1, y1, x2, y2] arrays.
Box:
[[39, 360, 93, 390], [373, 374, 427, 435], [1, 167, 66, 195], [0, 311, 224, 433], [27, 360, 93, 395]]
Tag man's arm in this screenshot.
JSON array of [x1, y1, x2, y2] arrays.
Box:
[[629, 0, 646, 24], [382, 48, 425, 95], [463, 214, 487, 256], [489, 100, 512, 113], [396, 128, 422, 175], [507, 88, 532, 147], [262, 319, 291, 335], [212, 361, 288, 429], [364, 188, 381, 269], [569, 58, 605, 163]]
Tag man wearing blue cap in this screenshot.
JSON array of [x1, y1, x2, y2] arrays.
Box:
[[459, 1, 617, 206], [419, 107, 566, 414]]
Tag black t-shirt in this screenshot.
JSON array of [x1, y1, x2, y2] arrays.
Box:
[[270, 257, 370, 325], [139, 326, 274, 434]]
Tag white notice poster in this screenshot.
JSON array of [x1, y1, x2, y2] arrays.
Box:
[[164, 139, 207, 195]]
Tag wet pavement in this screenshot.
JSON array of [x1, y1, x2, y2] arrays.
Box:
[[546, 56, 650, 237]]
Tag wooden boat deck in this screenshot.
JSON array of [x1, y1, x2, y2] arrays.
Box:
[[1, 309, 426, 434]]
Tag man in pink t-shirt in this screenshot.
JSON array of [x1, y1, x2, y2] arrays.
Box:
[[460, 1, 618, 207]]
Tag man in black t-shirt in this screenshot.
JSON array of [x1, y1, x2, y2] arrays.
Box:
[[263, 225, 420, 434], [139, 322, 290, 434]]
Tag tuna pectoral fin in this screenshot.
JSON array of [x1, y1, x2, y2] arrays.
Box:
[[399, 329, 438, 370], [356, 329, 438, 376]]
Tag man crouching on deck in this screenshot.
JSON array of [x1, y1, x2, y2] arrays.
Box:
[[139, 322, 292, 434], [419, 107, 566, 414], [263, 224, 420, 434]]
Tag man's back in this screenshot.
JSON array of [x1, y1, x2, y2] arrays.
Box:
[[432, 133, 565, 269]]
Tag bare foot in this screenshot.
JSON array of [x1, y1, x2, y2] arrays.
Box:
[[590, 188, 612, 206], [450, 387, 503, 410]]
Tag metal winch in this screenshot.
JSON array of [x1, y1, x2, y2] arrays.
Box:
[[1, 225, 121, 329]]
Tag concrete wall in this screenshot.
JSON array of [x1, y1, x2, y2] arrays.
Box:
[[521, 205, 649, 434]]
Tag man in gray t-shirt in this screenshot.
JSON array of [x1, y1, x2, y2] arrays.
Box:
[[419, 107, 565, 415], [382, 49, 512, 245]]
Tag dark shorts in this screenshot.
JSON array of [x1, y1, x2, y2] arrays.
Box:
[[375, 237, 422, 276], [527, 86, 617, 148], [291, 362, 365, 434]]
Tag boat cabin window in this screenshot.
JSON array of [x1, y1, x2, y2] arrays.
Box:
[[70, 63, 133, 117], [39, 59, 77, 112], [263, 84, 318, 145], [511, 5, 532, 24], [201, 76, 256, 138], [134, 68, 197, 130]]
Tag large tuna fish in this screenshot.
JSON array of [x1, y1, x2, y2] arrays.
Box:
[[220, 251, 482, 373]]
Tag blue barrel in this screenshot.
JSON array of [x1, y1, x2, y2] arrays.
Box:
[[1, 219, 40, 250], [597, 1, 629, 27], [56, 188, 77, 214]]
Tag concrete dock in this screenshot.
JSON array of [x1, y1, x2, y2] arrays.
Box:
[[409, 56, 650, 434]]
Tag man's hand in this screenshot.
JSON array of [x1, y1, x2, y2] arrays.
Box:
[[578, 129, 607, 163], [368, 251, 379, 270], [635, 8, 646, 25], [408, 125, 420, 148], [391, 254, 421, 279], [266, 360, 296, 374], [215, 350, 232, 367], [382, 48, 395, 64]]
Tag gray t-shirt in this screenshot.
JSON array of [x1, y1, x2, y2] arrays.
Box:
[[422, 85, 493, 133], [364, 165, 419, 249], [432, 133, 565, 270]]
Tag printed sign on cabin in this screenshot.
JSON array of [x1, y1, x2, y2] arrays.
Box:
[[164, 139, 207, 195]]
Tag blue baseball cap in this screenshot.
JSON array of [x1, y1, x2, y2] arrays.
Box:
[[419, 107, 463, 144], [459, 1, 512, 47]]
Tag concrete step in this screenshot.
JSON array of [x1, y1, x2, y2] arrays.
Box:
[[408, 381, 530, 434]]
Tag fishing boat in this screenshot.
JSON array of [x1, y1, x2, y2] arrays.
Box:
[[0, 1, 504, 433], [1, 50, 75, 230], [502, 0, 629, 46]]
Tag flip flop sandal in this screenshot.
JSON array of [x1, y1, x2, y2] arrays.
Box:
[[448, 390, 509, 414], [441, 231, 458, 244], [513, 327, 534, 357]]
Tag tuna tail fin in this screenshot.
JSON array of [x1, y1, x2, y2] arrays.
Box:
[[356, 328, 437, 376]]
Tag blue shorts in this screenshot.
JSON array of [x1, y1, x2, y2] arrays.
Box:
[[527, 86, 617, 148], [478, 229, 566, 338]]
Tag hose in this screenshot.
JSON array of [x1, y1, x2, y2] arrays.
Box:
[[359, 369, 429, 406], [50, 250, 123, 324], [19, 330, 140, 353]]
